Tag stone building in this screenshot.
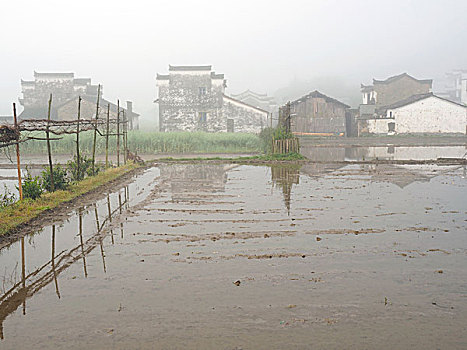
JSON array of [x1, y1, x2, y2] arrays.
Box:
[[230, 90, 278, 126], [284, 90, 350, 135], [19, 71, 100, 119], [156, 65, 268, 133], [18, 71, 139, 129]]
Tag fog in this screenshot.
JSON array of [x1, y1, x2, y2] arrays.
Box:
[[1, 0, 466, 124]]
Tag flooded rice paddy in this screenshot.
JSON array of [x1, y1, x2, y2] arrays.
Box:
[[0, 160, 466, 349]]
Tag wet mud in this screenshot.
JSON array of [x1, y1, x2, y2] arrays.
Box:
[[0, 159, 466, 349]]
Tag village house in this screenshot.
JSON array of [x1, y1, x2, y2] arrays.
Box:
[[282, 90, 350, 136], [18, 71, 139, 129], [357, 73, 443, 135], [366, 93, 467, 135], [57, 96, 139, 130], [155, 65, 268, 133], [230, 90, 278, 126]]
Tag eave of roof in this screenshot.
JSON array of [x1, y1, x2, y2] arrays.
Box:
[[373, 72, 432, 85], [222, 94, 269, 114], [169, 65, 212, 71]]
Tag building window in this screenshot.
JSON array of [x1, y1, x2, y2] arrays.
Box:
[[199, 112, 207, 123], [199, 87, 207, 95], [388, 122, 395, 133]]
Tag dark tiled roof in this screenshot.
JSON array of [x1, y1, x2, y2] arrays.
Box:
[[156, 74, 169, 80], [169, 65, 212, 71], [291, 90, 350, 108], [211, 72, 224, 79], [18, 107, 52, 120], [377, 93, 467, 114], [360, 84, 374, 92], [34, 71, 74, 78], [373, 73, 432, 85], [73, 78, 91, 85], [20, 80, 35, 85], [57, 95, 140, 117]]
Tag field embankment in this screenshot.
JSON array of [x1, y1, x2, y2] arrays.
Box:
[[0, 163, 140, 237]]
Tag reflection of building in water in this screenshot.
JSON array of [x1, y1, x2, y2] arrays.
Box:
[[363, 164, 432, 188], [159, 164, 235, 201], [300, 145, 347, 162], [271, 165, 300, 214], [346, 146, 467, 162]]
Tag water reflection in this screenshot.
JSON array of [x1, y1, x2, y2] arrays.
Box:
[[159, 164, 234, 201], [0, 186, 129, 340], [300, 144, 467, 162], [270, 165, 300, 215]]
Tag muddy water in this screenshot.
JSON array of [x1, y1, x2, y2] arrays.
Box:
[[0, 163, 466, 349]]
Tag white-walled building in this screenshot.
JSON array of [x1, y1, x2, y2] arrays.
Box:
[[367, 93, 466, 135], [156, 65, 268, 133]]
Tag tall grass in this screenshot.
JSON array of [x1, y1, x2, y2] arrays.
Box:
[[19, 131, 261, 155]]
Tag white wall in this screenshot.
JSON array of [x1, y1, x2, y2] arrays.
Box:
[[368, 96, 466, 134]]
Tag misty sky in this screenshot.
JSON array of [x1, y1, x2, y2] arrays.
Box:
[[1, 0, 466, 119]]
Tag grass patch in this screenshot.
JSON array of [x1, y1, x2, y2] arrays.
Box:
[[0, 163, 139, 236], [18, 131, 262, 155]]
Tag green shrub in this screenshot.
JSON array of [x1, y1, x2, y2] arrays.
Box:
[[22, 170, 43, 200], [41, 165, 68, 192], [67, 155, 91, 181]]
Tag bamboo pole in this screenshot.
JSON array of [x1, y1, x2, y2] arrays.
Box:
[[91, 84, 101, 176], [46, 94, 54, 191], [116, 100, 120, 167], [76, 96, 81, 180], [13, 103, 22, 200], [105, 103, 110, 168], [123, 110, 127, 165]]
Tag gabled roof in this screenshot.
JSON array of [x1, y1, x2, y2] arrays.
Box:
[[373, 73, 432, 85], [56, 95, 140, 117], [231, 89, 275, 102], [291, 90, 350, 108], [377, 93, 467, 114], [169, 65, 212, 72], [222, 94, 269, 114], [156, 73, 169, 80]]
